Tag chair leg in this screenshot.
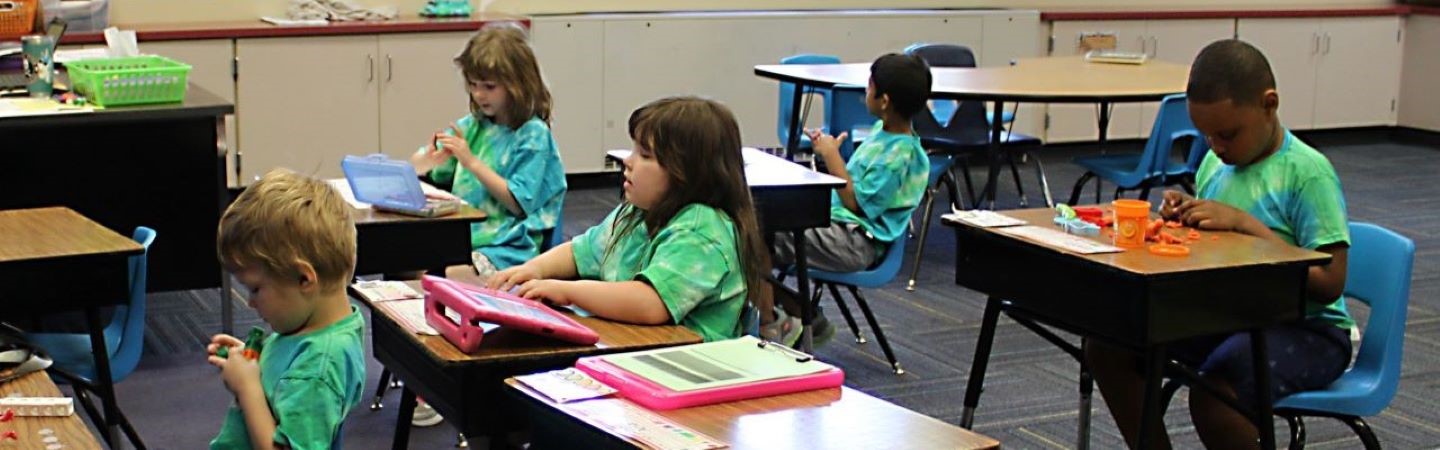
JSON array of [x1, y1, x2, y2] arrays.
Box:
[[1113, 186, 1124, 201], [1138, 186, 1152, 202], [845, 285, 903, 375], [456, 432, 469, 448], [1159, 378, 1185, 413], [1078, 356, 1094, 450], [1008, 152, 1028, 207], [1181, 178, 1196, 195], [907, 188, 939, 291], [957, 158, 978, 207], [1027, 150, 1055, 208], [942, 169, 966, 211], [1281, 414, 1306, 450], [1341, 416, 1381, 450], [1068, 172, 1095, 206], [826, 283, 865, 344], [372, 368, 392, 410]]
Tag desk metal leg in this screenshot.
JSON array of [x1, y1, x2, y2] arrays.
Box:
[[795, 230, 813, 353], [979, 101, 1006, 209], [220, 271, 235, 336], [1078, 338, 1093, 450], [1137, 345, 1167, 450], [86, 307, 119, 448], [1093, 102, 1112, 203], [960, 296, 1002, 429], [785, 82, 806, 158], [1252, 329, 1277, 450], [392, 387, 418, 450]]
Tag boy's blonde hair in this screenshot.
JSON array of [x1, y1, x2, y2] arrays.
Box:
[[218, 169, 356, 292], [455, 24, 552, 129]]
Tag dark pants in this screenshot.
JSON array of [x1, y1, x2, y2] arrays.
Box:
[[1168, 319, 1353, 405]]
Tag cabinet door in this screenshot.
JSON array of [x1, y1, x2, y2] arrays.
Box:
[[1138, 19, 1233, 138], [236, 36, 379, 181], [1237, 18, 1321, 130], [142, 40, 240, 186], [1314, 16, 1401, 128], [532, 20, 606, 173], [1047, 20, 1147, 143], [378, 32, 473, 161]]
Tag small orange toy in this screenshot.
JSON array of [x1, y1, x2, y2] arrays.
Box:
[[1149, 243, 1191, 257]]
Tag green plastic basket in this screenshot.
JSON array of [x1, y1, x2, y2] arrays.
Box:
[[66, 55, 192, 106]]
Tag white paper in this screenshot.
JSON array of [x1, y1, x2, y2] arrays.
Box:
[[377, 299, 440, 335], [944, 210, 1027, 228], [261, 16, 330, 26], [54, 48, 110, 64], [515, 368, 617, 403], [326, 178, 370, 209], [996, 225, 1124, 255]]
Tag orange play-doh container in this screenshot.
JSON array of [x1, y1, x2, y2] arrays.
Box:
[[1111, 199, 1151, 248]]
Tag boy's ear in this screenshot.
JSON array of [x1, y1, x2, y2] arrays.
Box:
[[1261, 88, 1280, 114], [293, 259, 319, 292]]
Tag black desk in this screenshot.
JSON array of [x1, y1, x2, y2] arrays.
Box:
[[355, 281, 702, 450], [0, 86, 233, 292], [604, 148, 845, 351], [946, 208, 1331, 450]]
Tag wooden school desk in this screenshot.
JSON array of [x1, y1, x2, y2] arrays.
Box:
[[0, 371, 103, 450], [353, 280, 702, 450], [945, 208, 1331, 450], [754, 56, 1189, 208], [0, 207, 144, 448], [0, 87, 233, 292], [605, 148, 845, 352], [507, 379, 1000, 450]]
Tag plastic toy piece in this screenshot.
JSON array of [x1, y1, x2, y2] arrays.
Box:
[[217, 326, 267, 360], [2, 430, 15, 440], [1187, 229, 1202, 240], [1055, 204, 1077, 220], [1064, 219, 1100, 236], [1149, 243, 1191, 257], [0, 408, 12, 422], [1164, 220, 1183, 228], [1073, 206, 1103, 220], [420, 0, 472, 17]]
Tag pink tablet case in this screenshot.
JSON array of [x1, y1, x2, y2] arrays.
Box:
[[423, 276, 600, 353], [574, 354, 844, 410]]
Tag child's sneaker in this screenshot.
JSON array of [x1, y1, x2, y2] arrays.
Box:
[[759, 309, 803, 347], [411, 400, 444, 427]]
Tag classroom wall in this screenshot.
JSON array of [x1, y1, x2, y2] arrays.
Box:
[[1399, 14, 1440, 132], [111, 0, 1393, 25]]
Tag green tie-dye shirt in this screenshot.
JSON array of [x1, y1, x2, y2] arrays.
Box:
[[571, 203, 747, 342], [1196, 129, 1354, 329], [831, 121, 931, 243], [422, 115, 566, 269]]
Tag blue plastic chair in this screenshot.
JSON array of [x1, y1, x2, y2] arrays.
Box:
[[27, 226, 155, 384], [904, 43, 1014, 127], [827, 84, 878, 160], [1162, 136, 1212, 195], [807, 233, 910, 375], [777, 54, 841, 153], [905, 154, 968, 291], [1273, 223, 1414, 449], [1067, 94, 1202, 205]]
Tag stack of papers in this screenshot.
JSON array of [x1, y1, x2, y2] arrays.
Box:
[[996, 225, 1124, 255], [943, 210, 1027, 228]]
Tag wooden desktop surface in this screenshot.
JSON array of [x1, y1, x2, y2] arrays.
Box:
[[351, 204, 487, 225], [0, 372, 103, 449], [358, 280, 702, 366], [754, 56, 1189, 102], [0, 207, 142, 264], [508, 380, 1000, 450], [954, 207, 1333, 276]]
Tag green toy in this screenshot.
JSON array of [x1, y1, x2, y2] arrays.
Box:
[[217, 326, 267, 360], [420, 0, 471, 18]]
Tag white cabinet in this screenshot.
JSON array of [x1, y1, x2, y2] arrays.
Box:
[[532, 11, 1042, 173], [1238, 16, 1401, 130], [1400, 15, 1440, 132], [1047, 19, 1232, 143], [142, 39, 239, 185], [235, 32, 471, 181]]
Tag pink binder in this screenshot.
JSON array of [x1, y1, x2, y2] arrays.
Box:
[[574, 343, 844, 410], [423, 275, 600, 353]]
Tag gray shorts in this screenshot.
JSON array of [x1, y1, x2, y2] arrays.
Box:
[[772, 221, 883, 273]]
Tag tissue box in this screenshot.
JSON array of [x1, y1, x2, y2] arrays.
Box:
[[43, 0, 107, 33]]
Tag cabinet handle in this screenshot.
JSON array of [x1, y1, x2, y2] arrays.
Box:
[[1150, 36, 1158, 58], [1312, 33, 1321, 55], [1323, 33, 1331, 54], [1137, 35, 1147, 54], [367, 55, 374, 81], [386, 55, 393, 82]]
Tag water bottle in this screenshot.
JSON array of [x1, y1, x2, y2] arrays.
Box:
[[21, 34, 55, 98]]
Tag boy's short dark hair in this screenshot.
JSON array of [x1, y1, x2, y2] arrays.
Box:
[[1188, 39, 1276, 106], [870, 53, 932, 119]]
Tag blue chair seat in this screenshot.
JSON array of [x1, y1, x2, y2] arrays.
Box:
[[1067, 94, 1200, 205], [26, 328, 123, 381], [1072, 153, 1151, 190]]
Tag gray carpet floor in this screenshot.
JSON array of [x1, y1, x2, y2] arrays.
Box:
[[92, 130, 1439, 449]]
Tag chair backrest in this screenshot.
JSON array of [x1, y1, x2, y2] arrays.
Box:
[[906, 43, 975, 127], [1138, 94, 1201, 181], [1343, 222, 1414, 412], [777, 54, 841, 146], [108, 226, 156, 382], [826, 84, 877, 160]]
